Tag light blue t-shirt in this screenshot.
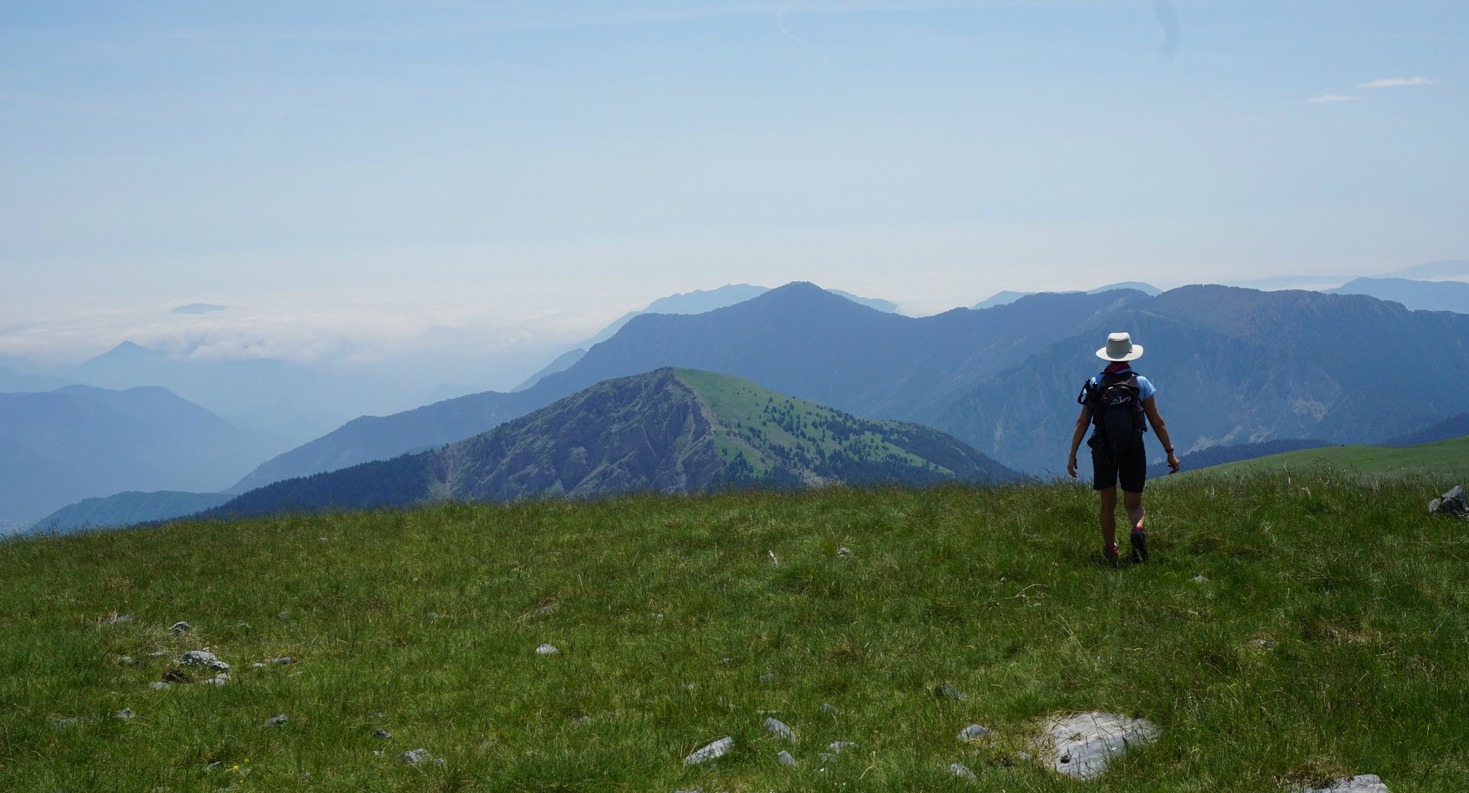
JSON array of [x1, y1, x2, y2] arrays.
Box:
[[1087, 368, 1156, 401]]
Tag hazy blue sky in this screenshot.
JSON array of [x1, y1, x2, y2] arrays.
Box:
[[3, 1, 1465, 383]]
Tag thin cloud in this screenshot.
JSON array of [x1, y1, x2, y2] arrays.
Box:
[[1305, 94, 1358, 104], [775, 4, 833, 66], [1356, 76, 1438, 89]]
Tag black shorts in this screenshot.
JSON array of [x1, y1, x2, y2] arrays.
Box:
[[1090, 437, 1146, 493]]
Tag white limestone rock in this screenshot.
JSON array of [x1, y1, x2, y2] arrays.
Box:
[[1041, 711, 1160, 780], [684, 736, 733, 765], [1301, 774, 1390, 793], [763, 717, 796, 743], [958, 724, 992, 741], [179, 650, 229, 672]]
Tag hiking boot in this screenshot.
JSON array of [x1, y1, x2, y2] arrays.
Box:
[[1130, 529, 1149, 563], [1103, 542, 1120, 565]]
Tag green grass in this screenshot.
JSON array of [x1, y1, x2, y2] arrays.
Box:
[[678, 367, 941, 474], [2, 471, 1467, 791], [1183, 435, 1469, 482]]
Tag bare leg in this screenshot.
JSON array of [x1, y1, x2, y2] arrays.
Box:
[[1098, 486, 1118, 550], [1123, 490, 1149, 561], [1123, 490, 1144, 533]]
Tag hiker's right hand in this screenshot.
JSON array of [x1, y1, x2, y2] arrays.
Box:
[[1066, 456, 1078, 478]]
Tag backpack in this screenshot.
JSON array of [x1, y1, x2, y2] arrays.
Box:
[[1078, 371, 1146, 452]]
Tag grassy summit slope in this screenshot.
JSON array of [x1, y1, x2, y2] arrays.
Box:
[[2, 473, 1465, 791], [1180, 435, 1469, 482], [674, 368, 1011, 486]]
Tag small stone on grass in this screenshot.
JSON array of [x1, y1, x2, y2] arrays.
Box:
[[764, 717, 796, 743], [933, 684, 966, 700], [180, 650, 229, 672], [1301, 774, 1391, 793], [958, 724, 992, 741], [684, 736, 733, 765]]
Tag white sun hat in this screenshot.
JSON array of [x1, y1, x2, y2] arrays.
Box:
[[1096, 332, 1144, 362]]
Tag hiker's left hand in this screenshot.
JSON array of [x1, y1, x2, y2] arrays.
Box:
[[1166, 452, 1180, 474]]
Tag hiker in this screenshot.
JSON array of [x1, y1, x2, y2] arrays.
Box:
[[1066, 332, 1180, 562]]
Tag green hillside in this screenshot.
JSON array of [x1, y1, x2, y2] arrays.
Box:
[[211, 369, 1013, 520], [1179, 435, 1469, 482], [675, 368, 1009, 485], [2, 471, 1465, 790]]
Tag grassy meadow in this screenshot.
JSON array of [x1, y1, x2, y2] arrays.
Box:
[[2, 469, 1467, 791], [1181, 435, 1469, 483]]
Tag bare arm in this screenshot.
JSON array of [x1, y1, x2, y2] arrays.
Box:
[[1066, 404, 1091, 478], [1142, 395, 1180, 473]]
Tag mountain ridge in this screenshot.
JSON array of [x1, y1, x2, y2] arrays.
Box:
[[1326, 276, 1469, 314], [936, 285, 1469, 473], [207, 368, 1016, 520], [222, 281, 1469, 490], [229, 283, 1148, 489]]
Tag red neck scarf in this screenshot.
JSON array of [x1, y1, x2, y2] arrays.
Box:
[[1103, 362, 1131, 374]]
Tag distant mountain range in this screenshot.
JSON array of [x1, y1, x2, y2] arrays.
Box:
[[1388, 259, 1469, 279], [18, 274, 1469, 531], [204, 369, 1016, 520], [227, 281, 1469, 487], [941, 285, 1469, 474], [70, 341, 428, 446], [0, 385, 276, 525], [1325, 277, 1469, 314], [0, 364, 69, 393], [972, 281, 1162, 310], [1227, 259, 1469, 291], [513, 284, 896, 391], [230, 283, 1153, 489]]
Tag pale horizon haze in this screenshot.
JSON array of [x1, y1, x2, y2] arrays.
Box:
[[4, 1, 1466, 389]]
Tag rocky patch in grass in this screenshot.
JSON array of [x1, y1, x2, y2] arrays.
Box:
[[762, 717, 795, 743], [1038, 711, 1161, 780], [684, 736, 733, 765], [1429, 485, 1466, 519], [179, 649, 230, 672], [1298, 774, 1390, 792]]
